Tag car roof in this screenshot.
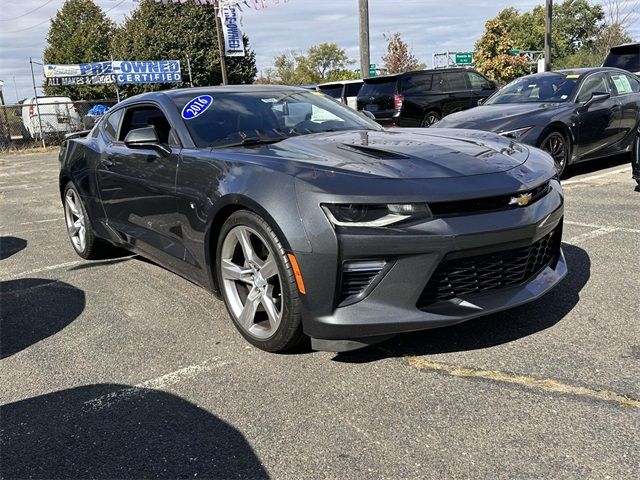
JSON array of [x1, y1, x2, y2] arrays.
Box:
[[362, 68, 473, 82], [118, 84, 309, 106], [555, 67, 631, 76], [318, 79, 363, 87]]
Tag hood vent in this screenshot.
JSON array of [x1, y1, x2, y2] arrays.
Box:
[[337, 143, 411, 160]]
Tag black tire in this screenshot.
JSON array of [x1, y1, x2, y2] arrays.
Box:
[[420, 110, 441, 127], [63, 182, 110, 260], [631, 127, 640, 185], [540, 130, 570, 177], [216, 210, 306, 352]]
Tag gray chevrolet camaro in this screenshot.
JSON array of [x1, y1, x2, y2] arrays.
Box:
[[59, 85, 566, 352]]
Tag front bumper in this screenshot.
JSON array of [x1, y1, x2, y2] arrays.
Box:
[[294, 177, 566, 350]]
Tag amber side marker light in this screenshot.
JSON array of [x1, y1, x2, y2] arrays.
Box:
[[287, 253, 306, 294]]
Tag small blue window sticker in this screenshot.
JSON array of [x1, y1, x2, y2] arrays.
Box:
[[182, 95, 213, 120]]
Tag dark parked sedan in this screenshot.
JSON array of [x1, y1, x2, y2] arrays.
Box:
[[59, 86, 566, 353], [435, 67, 640, 177]]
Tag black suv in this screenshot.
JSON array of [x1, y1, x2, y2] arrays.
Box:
[[357, 68, 497, 127]]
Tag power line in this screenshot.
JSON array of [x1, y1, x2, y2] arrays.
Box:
[[2, 0, 129, 34], [0, 0, 58, 22]]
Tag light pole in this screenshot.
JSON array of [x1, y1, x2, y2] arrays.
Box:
[[214, 2, 229, 85], [544, 0, 552, 72], [358, 0, 370, 79]]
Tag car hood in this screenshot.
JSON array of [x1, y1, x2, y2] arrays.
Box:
[[219, 129, 529, 179], [436, 103, 572, 132]]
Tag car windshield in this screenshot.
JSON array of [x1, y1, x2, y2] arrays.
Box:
[[318, 85, 344, 99], [603, 45, 640, 72], [358, 79, 398, 97], [172, 90, 380, 148], [485, 74, 579, 104]]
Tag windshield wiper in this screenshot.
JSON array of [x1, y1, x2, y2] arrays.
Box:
[[213, 136, 288, 148]]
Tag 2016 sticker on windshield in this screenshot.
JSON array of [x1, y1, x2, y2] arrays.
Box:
[[182, 95, 213, 120]]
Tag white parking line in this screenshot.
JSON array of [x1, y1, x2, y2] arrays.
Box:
[[4, 260, 84, 280], [562, 166, 631, 185], [565, 226, 617, 244], [83, 358, 230, 411], [564, 220, 640, 234], [0, 218, 62, 230]]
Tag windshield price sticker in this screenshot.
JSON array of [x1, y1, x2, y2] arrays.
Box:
[[182, 95, 213, 120]]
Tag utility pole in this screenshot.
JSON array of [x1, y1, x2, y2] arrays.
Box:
[[358, 0, 370, 79], [544, 0, 552, 72], [29, 57, 45, 148], [214, 3, 228, 85]]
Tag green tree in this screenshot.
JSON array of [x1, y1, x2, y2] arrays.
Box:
[[474, 19, 530, 83], [111, 0, 256, 96], [382, 33, 420, 74], [490, 0, 605, 66], [266, 43, 357, 84], [43, 0, 115, 99]]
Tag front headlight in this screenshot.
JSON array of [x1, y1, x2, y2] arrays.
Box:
[[499, 126, 533, 140], [322, 203, 432, 227]]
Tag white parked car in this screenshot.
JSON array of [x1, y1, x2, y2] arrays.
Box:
[[318, 80, 363, 109], [22, 96, 81, 139]]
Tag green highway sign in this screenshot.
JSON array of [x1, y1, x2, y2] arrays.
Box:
[[369, 64, 376, 77], [455, 52, 474, 65], [509, 49, 521, 55]]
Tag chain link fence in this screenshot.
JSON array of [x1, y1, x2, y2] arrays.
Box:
[[0, 99, 118, 151]]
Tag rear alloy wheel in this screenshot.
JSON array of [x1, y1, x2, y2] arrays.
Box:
[[421, 111, 441, 127], [217, 211, 305, 352], [63, 182, 108, 259], [540, 131, 570, 177]]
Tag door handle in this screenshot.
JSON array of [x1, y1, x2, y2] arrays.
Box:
[[100, 158, 114, 168]]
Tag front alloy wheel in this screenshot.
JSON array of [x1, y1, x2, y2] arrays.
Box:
[[540, 131, 569, 176], [217, 211, 304, 352], [65, 188, 86, 253]]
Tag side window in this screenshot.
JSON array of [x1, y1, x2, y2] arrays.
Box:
[[103, 109, 123, 141], [119, 105, 176, 145], [467, 72, 491, 90], [402, 74, 432, 94], [577, 73, 610, 102], [431, 73, 445, 92], [443, 72, 469, 92], [345, 83, 362, 97], [610, 73, 638, 95]]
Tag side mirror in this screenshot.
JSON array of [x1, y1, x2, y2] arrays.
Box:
[[583, 92, 610, 108], [477, 98, 485, 106], [361, 110, 376, 120], [124, 126, 170, 155]]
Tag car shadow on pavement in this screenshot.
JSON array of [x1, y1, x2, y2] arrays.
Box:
[[563, 152, 630, 180], [0, 384, 269, 479], [0, 278, 85, 359], [335, 243, 590, 363], [0, 236, 27, 260]]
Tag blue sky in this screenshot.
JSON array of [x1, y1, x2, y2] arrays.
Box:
[[0, 0, 638, 103]]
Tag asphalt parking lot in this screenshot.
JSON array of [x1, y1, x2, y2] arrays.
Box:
[[1, 150, 638, 479]]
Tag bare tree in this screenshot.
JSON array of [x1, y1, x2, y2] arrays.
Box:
[[600, 0, 639, 50]]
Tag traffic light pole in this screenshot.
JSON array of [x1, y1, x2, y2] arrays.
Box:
[[358, 0, 370, 79], [544, 0, 552, 72]]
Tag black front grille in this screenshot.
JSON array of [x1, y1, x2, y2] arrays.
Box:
[[418, 226, 561, 308], [429, 181, 550, 217]]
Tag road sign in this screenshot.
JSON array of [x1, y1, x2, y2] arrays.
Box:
[[509, 49, 521, 55], [455, 53, 473, 65], [369, 64, 376, 77]]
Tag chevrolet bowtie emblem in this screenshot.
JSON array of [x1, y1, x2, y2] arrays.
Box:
[[509, 192, 533, 207]]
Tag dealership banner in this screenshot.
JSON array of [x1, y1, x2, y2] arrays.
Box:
[[43, 60, 182, 85], [221, 6, 245, 57]]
